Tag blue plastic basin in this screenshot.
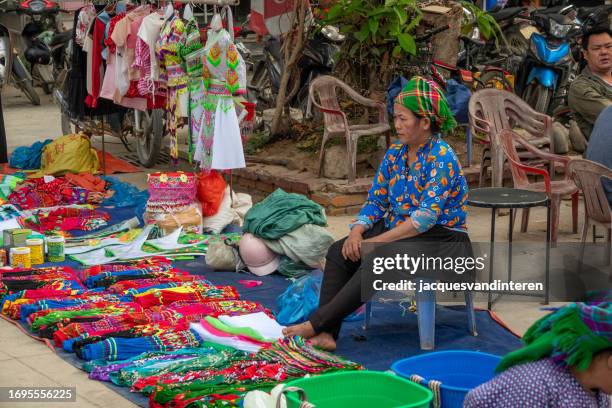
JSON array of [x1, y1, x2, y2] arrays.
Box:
[[391, 350, 502, 408]]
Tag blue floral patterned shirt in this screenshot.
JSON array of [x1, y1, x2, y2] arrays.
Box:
[[353, 136, 468, 233]]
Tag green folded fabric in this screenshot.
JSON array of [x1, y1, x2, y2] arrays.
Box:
[[204, 316, 273, 343], [243, 189, 327, 240]]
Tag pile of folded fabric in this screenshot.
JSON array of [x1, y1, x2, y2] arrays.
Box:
[[240, 189, 335, 278], [8, 176, 108, 210]]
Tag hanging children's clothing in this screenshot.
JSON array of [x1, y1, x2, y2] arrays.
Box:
[[198, 21, 246, 171], [64, 4, 251, 170], [179, 16, 205, 161], [156, 12, 189, 162], [66, 6, 125, 121], [134, 11, 166, 107]]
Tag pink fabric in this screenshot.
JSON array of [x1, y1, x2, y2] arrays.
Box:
[[127, 13, 147, 80], [238, 280, 263, 288]]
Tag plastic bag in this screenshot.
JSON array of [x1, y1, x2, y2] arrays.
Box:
[[197, 170, 227, 217], [202, 186, 234, 234], [445, 79, 471, 125], [34, 133, 99, 176], [275, 271, 322, 326], [244, 384, 287, 408], [144, 202, 203, 235], [387, 76, 409, 116], [206, 240, 241, 271], [231, 191, 253, 226], [9, 139, 52, 170], [101, 176, 150, 208]]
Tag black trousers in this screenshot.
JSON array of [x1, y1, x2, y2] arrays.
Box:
[[309, 222, 472, 339]]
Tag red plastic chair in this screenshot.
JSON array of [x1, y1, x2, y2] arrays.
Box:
[[499, 129, 578, 242]]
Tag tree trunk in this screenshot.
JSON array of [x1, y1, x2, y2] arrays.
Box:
[[270, 0, 307, 137]]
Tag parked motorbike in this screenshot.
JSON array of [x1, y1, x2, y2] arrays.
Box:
[[515, 8, 579, 114], [248, 25, 345, 118], [13, 0, 70, 94], [0, 19, 40, 105]]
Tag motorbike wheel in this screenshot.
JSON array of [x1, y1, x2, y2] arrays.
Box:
[[524, 82, 552, 114], [12, 57, 41, 106], [41, 82, 53, 95], [61, 111, 73, 135], [136, 109, 164, 168], [475, 71, 514, 93], [14, 77, 41, 106], [250, 63, 273, 111]]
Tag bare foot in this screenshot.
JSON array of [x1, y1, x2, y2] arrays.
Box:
[[309, 332, 337, 351], [282, 321, 316, 339]]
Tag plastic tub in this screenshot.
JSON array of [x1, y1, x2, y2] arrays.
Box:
[[391, 351, 501, 408], [284, 371, 433, 408]]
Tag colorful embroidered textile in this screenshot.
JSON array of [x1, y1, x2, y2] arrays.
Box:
[[122, 344, 246, 389], [53, 309, 184, 346], [257, 336, 363, 377], [84, 347, 211, 382], [79, 329, 202, 361], [196, 25, 246, 171], [147, 172, 197, 206], [148, 360, 286, 407], [106, 276, 206, 293], [168, 300, 269, 319], [29, 302, 141, 332], [9, 177, 90, 210], [19, 294, 131, 321], [23, 207, 110, 232], [84, 265, 175, 288], [71, 320, 190, 356], [134, 285, 240, 308]]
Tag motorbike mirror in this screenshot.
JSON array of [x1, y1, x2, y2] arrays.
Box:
[[462, 7, 476, 24], [321, 25, 345, 42]]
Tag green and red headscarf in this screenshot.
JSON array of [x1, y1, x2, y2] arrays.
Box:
[[394, 76, 457, 132]]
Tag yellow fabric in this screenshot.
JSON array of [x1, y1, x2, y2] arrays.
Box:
[[33, 133, 99, 177], [134, 285, 199, 298]]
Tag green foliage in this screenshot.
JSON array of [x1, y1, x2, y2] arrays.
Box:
[[321, 0, 422, 61], [245, 130, 272, 155], [460, 1, 503, 41]]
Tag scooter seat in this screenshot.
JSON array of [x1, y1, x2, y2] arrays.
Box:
[[460, 35, 486, 47], [25, 43, 50, 65], [49, 30, 71, 47], [578, 5, 612, 21], [489, 7, 525, 22]]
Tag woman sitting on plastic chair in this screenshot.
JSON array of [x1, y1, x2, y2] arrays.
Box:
[[283, 76, 471, 351]]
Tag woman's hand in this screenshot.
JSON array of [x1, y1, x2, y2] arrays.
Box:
[[342, 230, 363, 262]]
